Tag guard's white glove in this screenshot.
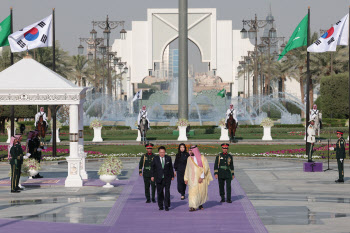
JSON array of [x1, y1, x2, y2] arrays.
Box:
[[340, 158, 344, 162], [37, 148, 42, 152], [24, 156, 29, 159], [26, 153, 31, 157]]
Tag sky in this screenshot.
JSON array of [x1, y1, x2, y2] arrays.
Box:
[[0, 0, 349, 72]]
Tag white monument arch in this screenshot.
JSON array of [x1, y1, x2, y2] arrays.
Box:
[[0, 57, 88, 187], [112, 8, 254, 99]]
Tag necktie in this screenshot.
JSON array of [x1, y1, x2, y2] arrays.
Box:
[[161, 157, 164, 178]]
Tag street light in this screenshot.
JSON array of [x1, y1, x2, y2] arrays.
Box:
[[120, 29, 127, 40], [90, 28, 97, 40], [88, 52, 93, 61], [78, 36, 104, 92], [93, 15, 126, 97], [99, 45, 106, 54], [240, 27, 248, 39], [78, 44, 84, 55], [241, 14, 273, 97], [269, 27, 277, 38]]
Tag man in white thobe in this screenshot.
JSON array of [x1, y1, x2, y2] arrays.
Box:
[[184, 146, 213, 212]]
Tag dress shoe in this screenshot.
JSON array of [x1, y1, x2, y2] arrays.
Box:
[[165, 207, 169, 211], [152, 199, 156, 203], [335, 179, 344, 183], [11, 190, 20, 193], [199, 205, 204, 210], [17, 188, 24, 191], [227, 200, 232, 203], [159, 207, 164, 210], [308, 160, 314, 163], [220, 199, 225, 203], [36, 174, 43, 178], [189, 208, 196, 212], [146, 200, 151, 203]]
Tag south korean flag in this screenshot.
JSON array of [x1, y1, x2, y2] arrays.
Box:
[[8, 15, 52, 53]]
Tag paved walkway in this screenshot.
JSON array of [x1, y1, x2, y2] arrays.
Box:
[[0, 164, 267, 233]]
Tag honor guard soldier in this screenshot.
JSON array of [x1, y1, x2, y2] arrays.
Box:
[[307, 119, 316, 162], [139, 143, 156, 203], [9, 136, 24, 193], [214, 143, 235, 203], [330, 131, 346, 183]]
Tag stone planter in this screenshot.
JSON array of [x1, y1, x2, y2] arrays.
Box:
[[219, 126, 229, 141], [100, 175, 117, 188], [6, 128, 16, 143], [92, 127, 103, 142], [28, 169, 38, 179], [136, 130, 141, 141], [50, 128, 61, 143], [262, 126, 273, 141], [177, 126, 188, 141]]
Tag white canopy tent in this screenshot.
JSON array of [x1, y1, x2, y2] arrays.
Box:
[[0, 56, 88, 187]]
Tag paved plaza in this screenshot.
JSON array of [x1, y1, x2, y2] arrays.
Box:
[[0, 157, 349, 232]]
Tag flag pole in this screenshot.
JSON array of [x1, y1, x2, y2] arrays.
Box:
[[306, 6, 311, 157], [10, 7, 14, 137], [52, 8, 57, 157]]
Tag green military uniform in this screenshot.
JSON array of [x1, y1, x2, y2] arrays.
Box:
[[139, 150, 156, 202], [334, 132, 346, 182], [10, 143, 24, 192], [214, 144, 234, 202]]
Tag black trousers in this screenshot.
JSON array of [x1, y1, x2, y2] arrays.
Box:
[[337, 158, 344, 181], [157, 178, 171, 208], [219, 178, 231, 200], [11, 164, 20, 191], [176, 171, 186, 196], [143, 176, 156, 201]]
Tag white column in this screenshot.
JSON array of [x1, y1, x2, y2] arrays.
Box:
[[65, 104, 83, 187], [78, 103, 88, 179], [117, 80, 121, 100]]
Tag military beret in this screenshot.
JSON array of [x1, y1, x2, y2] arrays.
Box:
[[337, 131, 344, 135], [145, 143, 154, 148], [221, 143, 229, 148]]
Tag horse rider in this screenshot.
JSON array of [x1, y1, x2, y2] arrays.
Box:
[[138, 105, 150, 129], [34, 107, 48, 132], [225, 104, 238, 129]]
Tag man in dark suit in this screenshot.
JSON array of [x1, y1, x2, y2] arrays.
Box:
[[151, 146, 174, 211]]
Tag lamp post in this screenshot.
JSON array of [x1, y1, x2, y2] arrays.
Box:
[[92, 16, 126, 97], [239, 60, 246, 98], [241, 14, 273, 97], [78, 34, 104, 92], [260, 34, 285, 96]]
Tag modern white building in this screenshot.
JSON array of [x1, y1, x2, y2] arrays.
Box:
[[111, 8, 310, 104]]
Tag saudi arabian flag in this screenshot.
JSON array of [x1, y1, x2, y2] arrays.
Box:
[[0, 15, 11, 47], [278, 14, 308, 61], [217, 88, 225, 98]]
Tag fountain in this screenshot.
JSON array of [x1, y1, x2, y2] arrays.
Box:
[[58, 78, 305, 127]]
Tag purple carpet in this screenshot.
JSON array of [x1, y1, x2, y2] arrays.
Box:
[[0, 164, 267, 233]]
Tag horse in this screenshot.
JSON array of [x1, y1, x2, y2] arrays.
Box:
[[313, 112, 322, 141], [36, 115, 47, 147], [227, 113, 238, 143], [139, 116, 148, 144]]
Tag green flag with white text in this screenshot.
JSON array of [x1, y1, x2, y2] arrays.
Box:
[[217, 88, 225, 98], [278, 14, 308, 61], [0, 15, 11, 47]]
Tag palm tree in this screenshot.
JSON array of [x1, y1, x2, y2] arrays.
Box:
[[71, 55, 90, 86]]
